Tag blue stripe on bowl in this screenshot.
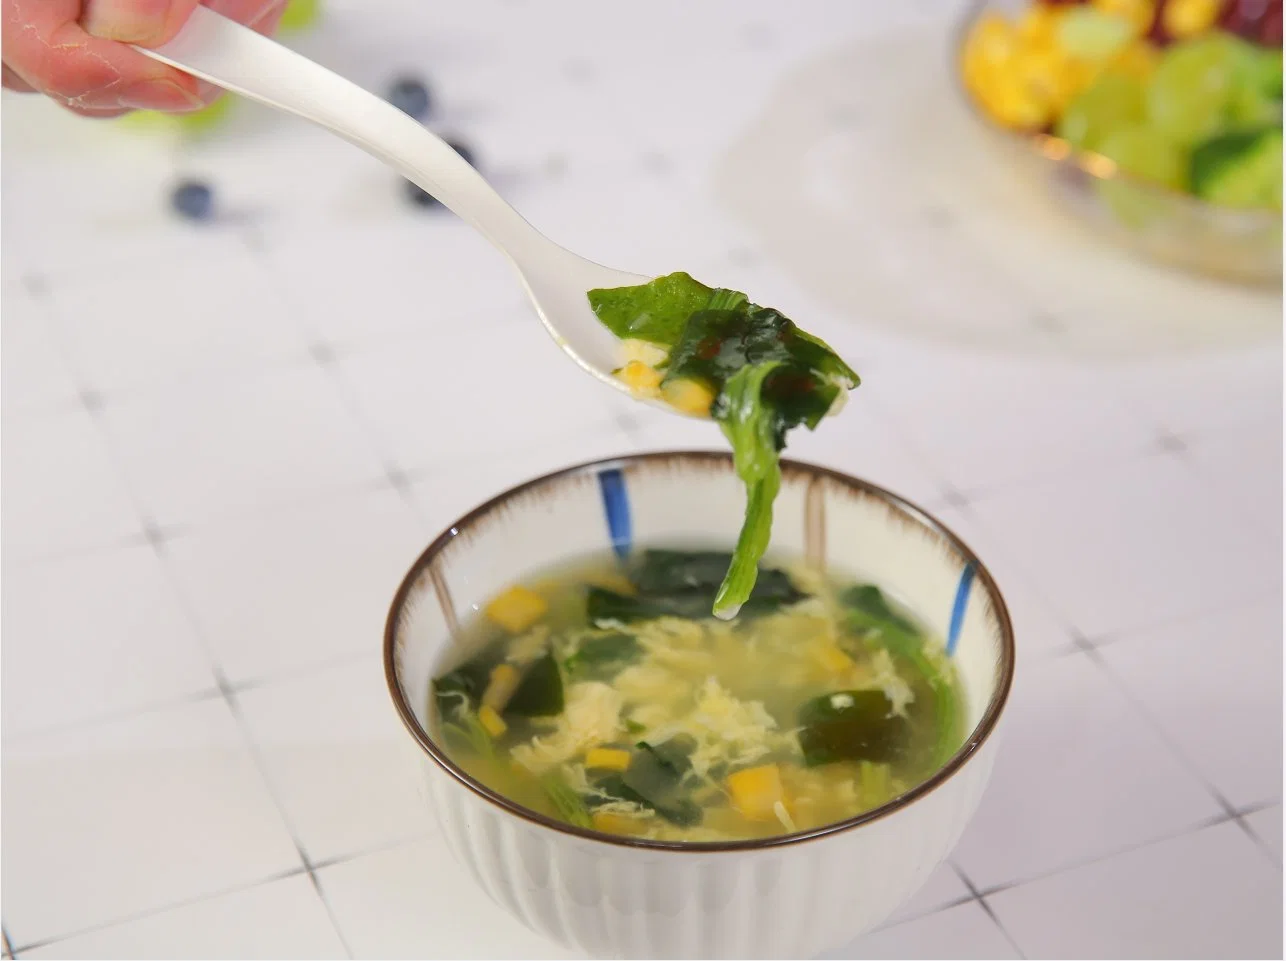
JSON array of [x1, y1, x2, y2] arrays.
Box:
[[597, 467, 632, 560], [946, 563, 975, 658]]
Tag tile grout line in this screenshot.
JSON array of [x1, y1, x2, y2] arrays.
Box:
[[212, 679, 354, 960], [23, 325, 358, 961], [1077, 639, 1269, 836], [974, 805, 1265, 901], [952, 864, 1027, 959], [7, 829, 430, 957], [7, 864, 311, 956]]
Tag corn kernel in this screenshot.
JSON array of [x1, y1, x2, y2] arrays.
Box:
[[585, 570, 637, 595], [1162, 0, 1219, 39], [482, 663, 521, 710], [727, 764, 784, 822], [591, 811, 646, 835], [986, 81, 1052, 130], [965, 11, 1020, 69], [1016, 4, 1061, 47], [585, 747, 632, 771], [660, 377, 716, 417], [1012, 45, 1079, 111], [1111, 40, 1160, 81], [617, 360, 663, 394], [816, 645, 854, 675], [478, 705, 507, 738], [484, 586, 548, 633]]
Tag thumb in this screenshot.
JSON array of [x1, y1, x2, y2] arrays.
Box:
[[80, 0, 200, 45]]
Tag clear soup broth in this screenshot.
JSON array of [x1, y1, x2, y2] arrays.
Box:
[[430, 547, 966, 843]]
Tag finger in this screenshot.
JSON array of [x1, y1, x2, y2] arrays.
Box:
[[61, 101, 130, 118], [3, 0, 205, 111], [2, 63, 36, 91], [79, 0, 199, 45], [82, 0, 288, 46]]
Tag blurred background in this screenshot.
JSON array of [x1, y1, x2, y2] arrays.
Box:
[[1, 0, 1281, 957]]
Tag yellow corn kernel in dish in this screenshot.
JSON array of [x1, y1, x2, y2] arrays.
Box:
[[1162, 0, 1220, 39], [966, 11, 1020, 70], [727, 764, 784, 822], [1016, 3, 1061, 47], [482, 663, 521, 710], [478, 705, 507, 738], [1012, 45, 1079, 111], [592, 811, 646, 835], [661, 378, 716, 417], [585, 747, 632, 772], [816, 645, 854, 675], [585, 570, 637, 595], [617, 360, 663, 394], [485, 586, 548, 633], [1111, 40, 1160, 81], [986, 82, 1052, 130]]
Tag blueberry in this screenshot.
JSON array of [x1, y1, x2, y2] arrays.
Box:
[[387, 76, 431, 120], [447, 139, 476, 168], [404, 179, 442, 209], [171, 180, 214, 221]]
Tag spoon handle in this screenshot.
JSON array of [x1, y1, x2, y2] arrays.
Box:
[[136, 6, 542, 253]]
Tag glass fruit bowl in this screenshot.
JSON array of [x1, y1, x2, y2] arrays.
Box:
[[952, 0, 1282, 287]]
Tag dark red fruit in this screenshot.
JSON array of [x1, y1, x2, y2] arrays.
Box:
[[1221, 0, 1282, 45], [1148, 0, 1173, 45], [1261, 2, 1282, 43]]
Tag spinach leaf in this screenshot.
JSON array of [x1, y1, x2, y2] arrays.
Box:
[[563, 632, 642, 679], [442, 712, 497, 761], [796, 689, 912, 767], [713, 362, 786, 618], [586, 587, 707, 624], [632, 549, 802, 601], [542, 771, 592, 828], [586, 580, 804, 625], [841, 585, 921, 636], [590, 775, 702, 828], [586, 271, 714, 346], [503, 652, 564, 717], [664, 303, 855, 401], [838, 588, 961, 769], [586, 274, 860, 618], [432, 640, 504, 719]]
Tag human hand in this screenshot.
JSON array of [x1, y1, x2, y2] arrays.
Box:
[[2, 0, 286, 117]]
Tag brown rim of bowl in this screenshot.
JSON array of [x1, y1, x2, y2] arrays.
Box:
[[384, 450, 1016, 853], [949, 0, 1282, 223]]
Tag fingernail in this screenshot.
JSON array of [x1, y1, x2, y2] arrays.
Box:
[[82, 0, 173, 43], [119, 78, 205, 112]]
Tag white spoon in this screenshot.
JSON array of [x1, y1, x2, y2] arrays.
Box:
[[135, 6, 675, 410]]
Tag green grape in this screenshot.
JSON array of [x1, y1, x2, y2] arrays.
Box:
[[117, 93, 234, 135], [1056, 7, 1134, 63], [1146, 33, 1258, 146], [1228, 47, 1284, 128], [279, 0, 320, 32], [1094, 126, 1187, 227], [1098, 126, 1187, 187], [1056, 72, 1148, 153], [1191, 126, 1283, 209]]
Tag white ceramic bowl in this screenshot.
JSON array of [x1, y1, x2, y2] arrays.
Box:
[[385, 451, 1015, 959]]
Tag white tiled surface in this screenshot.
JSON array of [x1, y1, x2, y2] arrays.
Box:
[[1, 0, 1281, 958]]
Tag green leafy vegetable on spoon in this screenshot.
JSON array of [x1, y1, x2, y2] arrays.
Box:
[[586, 272, 859, 619]]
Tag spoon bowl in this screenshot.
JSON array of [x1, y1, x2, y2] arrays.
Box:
[[138, 7, 672, 410]]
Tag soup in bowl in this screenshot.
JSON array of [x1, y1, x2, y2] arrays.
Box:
[[385, 452, 1014, 959]]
